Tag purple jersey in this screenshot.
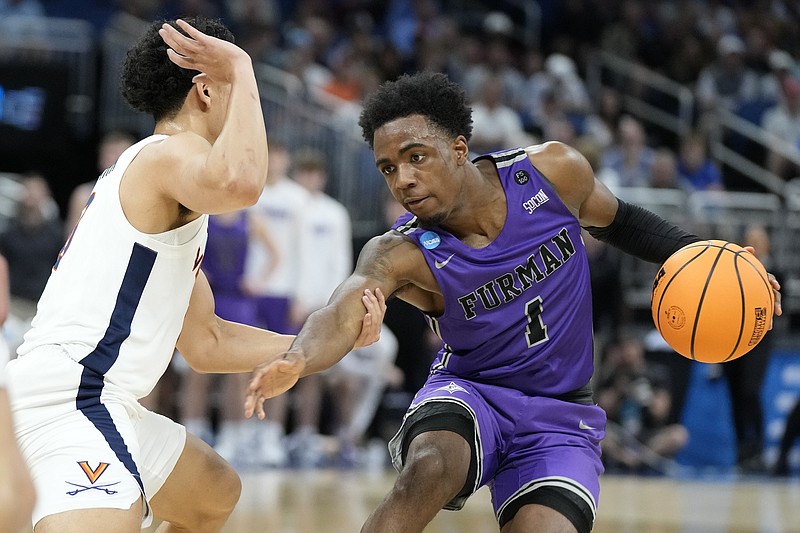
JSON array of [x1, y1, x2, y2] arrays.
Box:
[[392, 149, 594, 397], [203, 212, 249, 295]]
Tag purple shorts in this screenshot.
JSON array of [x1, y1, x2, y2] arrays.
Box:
[[388, 370, 606, 525]]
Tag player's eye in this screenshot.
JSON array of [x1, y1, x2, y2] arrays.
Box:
[[410, 153, 424, 163], [381, 165, 395, 175]]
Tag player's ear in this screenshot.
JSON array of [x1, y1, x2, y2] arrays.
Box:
[[193, 78, 212, 110], [453, 135, 469, 165]]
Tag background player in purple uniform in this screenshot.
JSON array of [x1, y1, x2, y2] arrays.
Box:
[[246, 72, 783, 533]]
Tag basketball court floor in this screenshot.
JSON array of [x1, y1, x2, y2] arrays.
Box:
[[138, 469, 800, 533]]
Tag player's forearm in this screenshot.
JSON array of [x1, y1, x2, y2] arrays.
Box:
[[206, 63, 268, 202], [293, 305, 361, 377], [184, 319, 295, 374]]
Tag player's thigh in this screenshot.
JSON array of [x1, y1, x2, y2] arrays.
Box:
[[148, 433, 241, 525], [16, 405, 149, 531], [34, 498, 142, 533]]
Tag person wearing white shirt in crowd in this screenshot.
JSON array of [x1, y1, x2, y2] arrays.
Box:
[[241, 140, 312, 466], [284, 147, 355, 467], [469, 73, 530, 156]]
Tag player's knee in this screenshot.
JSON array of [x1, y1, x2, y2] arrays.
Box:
[[399, 436, 468, 500], [208, 459, 242, 516], [185, 456, 241, 527]]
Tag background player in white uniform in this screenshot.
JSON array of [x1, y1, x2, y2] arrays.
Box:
[[4, 17, 384, 533], [284, 148, 355, 465], [242, 140, 312, 466]]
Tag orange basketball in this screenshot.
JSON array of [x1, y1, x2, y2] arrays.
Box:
[[651, 240, 774, 363]]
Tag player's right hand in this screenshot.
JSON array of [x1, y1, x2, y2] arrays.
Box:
[[244, 351, 306, 419], [158, 18, 252, 85]]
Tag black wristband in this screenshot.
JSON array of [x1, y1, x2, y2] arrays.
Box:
[[583, 198, 701, 264]]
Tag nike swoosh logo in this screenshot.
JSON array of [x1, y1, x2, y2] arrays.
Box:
[[434, 253, 455, 269], [579, 420, 595, 430]]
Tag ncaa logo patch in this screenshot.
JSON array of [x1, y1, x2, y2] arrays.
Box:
[[420, 231, 441, 249], [514, 170, 530, 185]]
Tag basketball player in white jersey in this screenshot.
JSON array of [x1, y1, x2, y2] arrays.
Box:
[[4, 17, 384, 533], [0, 252, 36, 533]]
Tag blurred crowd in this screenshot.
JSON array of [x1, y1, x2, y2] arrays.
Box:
[[1, 0, 799, 475]]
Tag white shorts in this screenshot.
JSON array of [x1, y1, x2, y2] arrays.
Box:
[[6, 347, 185, 528]]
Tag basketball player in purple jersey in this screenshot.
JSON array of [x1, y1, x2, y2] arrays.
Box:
[[246, 72, 783, 532]]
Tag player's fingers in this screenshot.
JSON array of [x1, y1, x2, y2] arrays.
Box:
[[374, 287, 386, 308], [244, 387, 266, 419], [243, 393, 256, 418], [767, 273, 783, 317], [174, 18, 208, 42], [255, 395, 266, 420], [158, 24, 196, 55]]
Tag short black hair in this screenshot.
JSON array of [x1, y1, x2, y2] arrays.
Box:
[[358, 71, 473, 149], [120, 17, 234, 121]]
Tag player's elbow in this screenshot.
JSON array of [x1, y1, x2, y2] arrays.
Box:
[[177, 323, 223, 374], [222, 172, 263, 208]]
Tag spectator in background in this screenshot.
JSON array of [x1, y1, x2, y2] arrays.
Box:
[[582, 230, 626, 347], [650, 147, 683, 190], [469, 73, 530, 156], [325, 323, 403, 467], [695, 34, 760, 117], [244, 140, 310, 467], [65, 130, 137, 234], [180, 208, 280, 466], [384, 0, 448, 65], [760, 49, 797, 105], [676, 132, 724, 191], [596, 336, 688, 474], [762, 75, 800, 180], [460, 12, 525, 106], [283, 148, 354, 467], [600, 115, 655, 189], [722, 223, 782, 473], [772, 398, 800, 477], [0, 172, 63, 353]]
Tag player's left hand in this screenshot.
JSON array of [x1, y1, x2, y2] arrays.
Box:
[[743, 246, 782, 324], [354, 288, 386, 349]]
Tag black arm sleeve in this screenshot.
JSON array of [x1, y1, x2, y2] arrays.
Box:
[[583, 198, 701, 264]]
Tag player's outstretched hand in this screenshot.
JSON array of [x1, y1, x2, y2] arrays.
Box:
[[245, 351, 304, 419], [354, 288, 386, 349], [158, 18, 251, 85], [245, 288, 386, 419]]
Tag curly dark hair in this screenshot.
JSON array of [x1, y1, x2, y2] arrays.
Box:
[[358, 71, 473, 149], [120, 17, 234, 121]]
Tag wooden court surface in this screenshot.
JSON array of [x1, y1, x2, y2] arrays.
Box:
[[141, 469, 800, 533]]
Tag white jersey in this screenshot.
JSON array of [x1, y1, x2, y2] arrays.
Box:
[[17, 135, 208, 399], [296, 192, 352, 311], [245, 176, 309, 297]]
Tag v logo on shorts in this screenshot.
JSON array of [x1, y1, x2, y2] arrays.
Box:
[[67, 461, 119, 496], [78, 461, 110, 484]]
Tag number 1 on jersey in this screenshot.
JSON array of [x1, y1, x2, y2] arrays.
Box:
[[524, 296, 548, 347]]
